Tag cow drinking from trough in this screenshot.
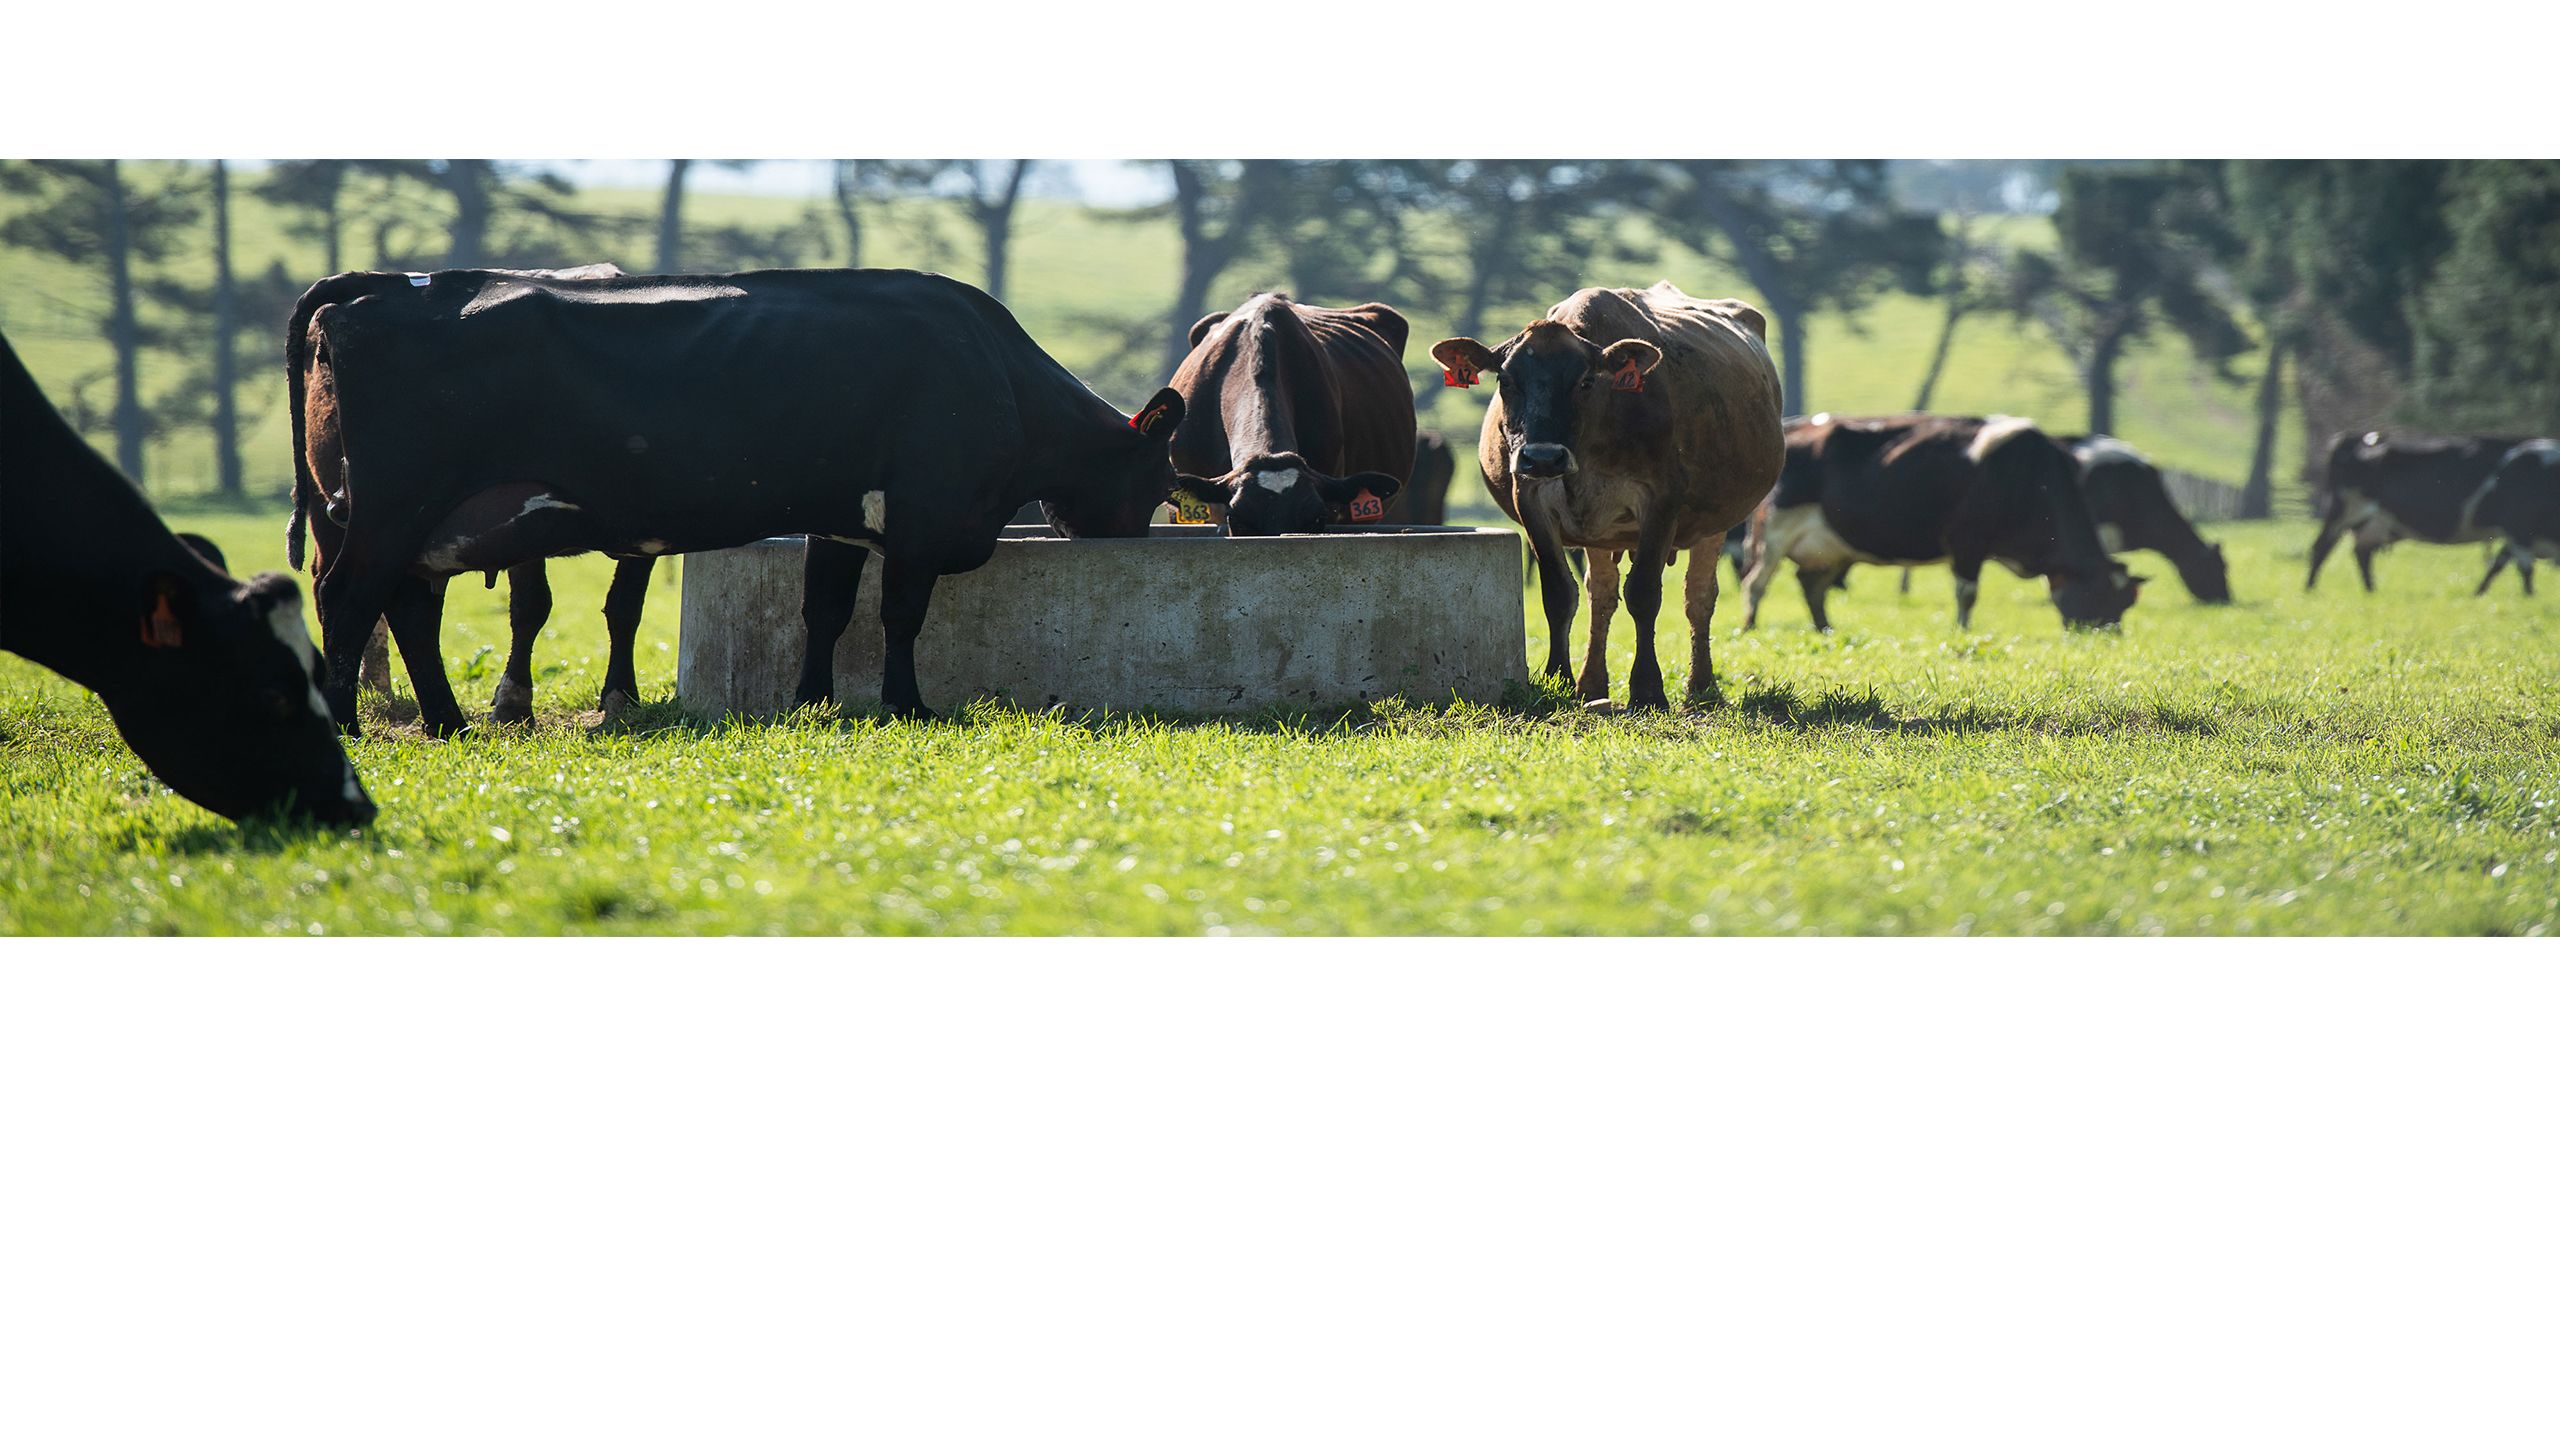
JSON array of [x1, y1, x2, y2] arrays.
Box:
[[1432, 281, 1785, 708], [1741, 414, 2142, 632], [290, 265, 660, 735], [2067, 436, 2231, 602], [1166, 294, 1410, 536], [295, 267, 1183, 729], [2308, 430, 2533, 595], [1, 325, 375, 827]]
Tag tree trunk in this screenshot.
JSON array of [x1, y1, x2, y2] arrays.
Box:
[[212, 159, 242, 498], [444, 160, 492, 268], [104, 160, 146, 485], [657, 159, 691, 272], [1165, 162, 1217, 375], [831, 161, 863, 268], [2240, 336, 2286, 520], [1912, 299, 1969, 410], [321, 164, 342, 274], [978, 160, 1030, 303], [1418, 191, 1519, 409], [2086, 326, 2126, 436], [1771, 298, 1806, 415]]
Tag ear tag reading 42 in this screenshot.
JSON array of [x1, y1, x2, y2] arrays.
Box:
[[1350, 490, 1386, 522], [1442, 359, 1479, 388], [1611, 358, 1646, 393]]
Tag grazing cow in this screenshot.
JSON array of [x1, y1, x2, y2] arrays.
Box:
[[1, 326, 374, 826], [1166, 293, 1410, 535], [2065, 436, 2232, 602], [1391, 429, 1458, 526], [2472, 440, 2560, 593], [288, 266, 1182, 729], [1743, 413, 2142, 632], [2308, 429, 2533, 594], [1432, 281, 1784, 708], [288, 264, 656, 735]]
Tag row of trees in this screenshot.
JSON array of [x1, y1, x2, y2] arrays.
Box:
[[7, 159, 2558, 510]]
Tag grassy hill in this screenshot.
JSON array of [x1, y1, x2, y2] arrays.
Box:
[[0, 168, 2302, 508]]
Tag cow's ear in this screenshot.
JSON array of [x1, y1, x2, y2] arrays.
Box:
[[138, 573, 190, 649], [1317, 471, 1402, 503], [1130, 388, 1185, 441], [1174, 472, 1232, 506], [1186, 311, 1230, 349], [1431, 338, 1502, 385], [1599, 338, 1663, 378]]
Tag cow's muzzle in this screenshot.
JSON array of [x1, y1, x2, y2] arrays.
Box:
[[1514, 444, 1576, 481]]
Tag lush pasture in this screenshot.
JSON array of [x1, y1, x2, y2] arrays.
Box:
[[3, 504, 2551, 936]]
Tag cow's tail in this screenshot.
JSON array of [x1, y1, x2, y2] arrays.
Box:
[[285, 272, 399, 572]]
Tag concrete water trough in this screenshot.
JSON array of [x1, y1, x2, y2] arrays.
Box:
[[676, 524, 1529, 717]]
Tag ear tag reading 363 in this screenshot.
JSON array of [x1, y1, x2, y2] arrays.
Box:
[[1443, 360, 1479, 388], [1611, 359, 1646, 393], [1350, 490, 1386, 522], [1169, 490, 1217, 524]]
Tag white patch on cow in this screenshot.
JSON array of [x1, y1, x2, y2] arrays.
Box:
[[263, 597, 334, 725], [1967, 415, 2036, 464], [861, 489, 887, 533], [636, 539, 668, 555], [2096, 522, 2126, 553], [816, 534, 884, 556], [1805, 412, 1833, 428], [2076, 435, 2144, 467], [1765, 503, 1921, 571], [418, 539, 473, 573], [1252, 467, 1303, 494], [343, 767, 364, 805], [520, 495, 578, 516], [406, 273, 430, 287]]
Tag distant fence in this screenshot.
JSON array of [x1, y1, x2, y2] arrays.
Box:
[[2159, 468, 2311, 523]]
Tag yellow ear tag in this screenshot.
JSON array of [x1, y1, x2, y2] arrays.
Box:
[[1169, 490, 1218, 525]]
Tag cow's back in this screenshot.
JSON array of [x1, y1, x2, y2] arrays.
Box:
[[1169, 295, 1413, 482]]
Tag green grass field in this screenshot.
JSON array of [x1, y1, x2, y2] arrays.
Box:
[[4, 502, 2551, 936]]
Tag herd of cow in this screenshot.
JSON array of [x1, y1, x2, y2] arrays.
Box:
[[4, 261, 2556, 833]]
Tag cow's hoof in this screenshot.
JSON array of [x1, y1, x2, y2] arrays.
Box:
[[598, 689, 634, 721], [1686, 686, 1725, 710], [421, 716, 471, 741], [886, 702, 943, 723], [488, 679, 535, 727]]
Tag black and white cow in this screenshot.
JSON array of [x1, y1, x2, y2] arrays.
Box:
[[2, 325, 375, 826], [2309, 429, 2533, 595], [2472, 440, 2560, 593], [2067, 436, 2232, 602]]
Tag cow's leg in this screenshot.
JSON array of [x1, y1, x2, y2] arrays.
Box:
[[2353, 540, 2380, 592], [1683, 538, 1724, 705], [1622, 515, 1679, 712], [877, 554, 942, 721], [598, 557, 656, 715], [317, 557, 416, 737], [381, 574, 471, 738], [1577, 548, 1621, 703], [490, 560, 550, 726], [1797, 565, 1842, 633], [1952, 555, 1985, 629], [2522, 554, 2537, 597], [793, 539, 869, 709], [2305, 508, 2348, 590], [2476, 546, 2513, 597], [1738, 543, 1781, 633], [1898, 567, 1913, 595], [1526, 532, 1581, 682]]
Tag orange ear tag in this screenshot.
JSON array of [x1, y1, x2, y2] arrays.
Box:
[[1131, 404, 1170, 433], [1611, 359, 1646, 393], [1350, 491, 1386, 521], [1442, 360, 1479, 388]]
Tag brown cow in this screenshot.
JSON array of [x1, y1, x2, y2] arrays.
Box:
[[1432, 282, 1784, 709], [1166, 293, 1412, 536]]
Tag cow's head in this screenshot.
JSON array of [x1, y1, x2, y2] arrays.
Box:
[[1045, 388, 1187, 538], [1174, 452, 1404, 536], [1432, 323, 1662, 487], [105, 566, 376, 828], [2049, 562, 2146, 628], [2182, 541, 2233, 603]]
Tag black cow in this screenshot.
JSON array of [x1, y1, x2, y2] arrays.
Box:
[[2066, 436, 2232, 602], [1742, 413, 2141, 631], [288, 264, 656, 735], [1166, 294, 1409, 535], [2473, 441, 2560, 593], [2309, 430, 2533, 594], [1389, 429, 1456, 526], [290, 267, 1182, 727], [1, 326, 374, 826]]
